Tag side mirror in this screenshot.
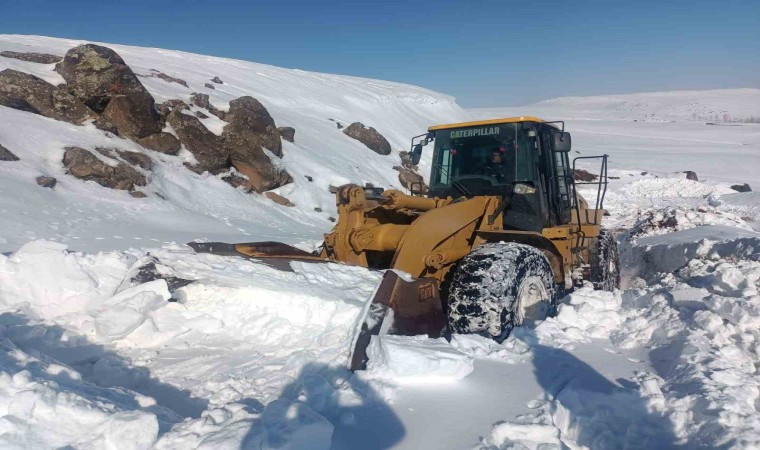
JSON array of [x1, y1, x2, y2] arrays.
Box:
[[410, 144, 423, 165], [553, 131, 571, 152]]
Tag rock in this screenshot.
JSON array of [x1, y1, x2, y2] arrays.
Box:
[[55, 44, 161, 138], [222, 173, 249, 190], [209, 108, 226, 121], [190, 93, 211, 109], [343, 122, 391, 155], [129, 190, 147, 198], [278, 126, 295, 143], [264, 191, 295, 207], [222, 96, 289, 192], [395, 166, 428, 193], [730, 183, 752, 193], [684, 171, 699, 181], [328, 217, 336, 223], [572, 168, 598, 182], [156, 99, 190, 116], [35, 176, 56, 188], [195, 111, 209, 119], [210, 76, 223, 84], [1, 51, 62, 64], [0, 69, 93, 124], [112, 148, 152, 170], [224, 96, 281, 154], [314, 207, 322, 213], [138, 132, 181, 155], [148, 69, 188, 87], [305, 175, 313, 182], [204, 83, 215, 90], [63, 146, 146, 190], [398, 151, 418, 170], [640, 171, 648, 176], [336, 122, 344, 129], [167, 110, 228, 174], [0, 143, 20, 161]]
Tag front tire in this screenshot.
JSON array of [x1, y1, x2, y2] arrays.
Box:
[[590, 228, 620, 291], [446, 243, 557, 342]]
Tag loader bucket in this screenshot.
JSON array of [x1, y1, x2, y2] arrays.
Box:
[[188, 241, 326, 260], [350, 270, 447, 371]]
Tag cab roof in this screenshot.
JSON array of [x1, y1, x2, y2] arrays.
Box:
[[428, 116, 547, 132]]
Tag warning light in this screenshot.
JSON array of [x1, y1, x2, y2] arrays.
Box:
[[451, 149, 458, 155]]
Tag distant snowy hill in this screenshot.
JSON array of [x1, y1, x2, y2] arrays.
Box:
[[504, 88, 760, 122]]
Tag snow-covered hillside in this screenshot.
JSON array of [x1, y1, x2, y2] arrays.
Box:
[[2, 35, 760, 449], [0, 35, 467, 253]]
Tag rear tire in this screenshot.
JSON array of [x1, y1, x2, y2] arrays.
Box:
[[591, 228, 620, 291], [446, 243, 557, 342]]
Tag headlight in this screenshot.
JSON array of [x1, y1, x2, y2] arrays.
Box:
[[513, 183, 536, 195]]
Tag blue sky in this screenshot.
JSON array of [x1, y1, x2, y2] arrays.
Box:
[[3, 0, 758, 106]]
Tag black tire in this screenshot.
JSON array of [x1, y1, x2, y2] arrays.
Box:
[[591, 228, 620, 291], [446, 243, 557, 342]]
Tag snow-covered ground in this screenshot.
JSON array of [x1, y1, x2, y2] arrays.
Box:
[[2, 35, 760, 449]]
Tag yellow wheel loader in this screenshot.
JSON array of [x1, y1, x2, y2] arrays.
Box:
[[189, 117, 619, 370]]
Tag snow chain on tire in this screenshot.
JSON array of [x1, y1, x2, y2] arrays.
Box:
[[590, 228, 620, 291], [446, 242, 557, 342]]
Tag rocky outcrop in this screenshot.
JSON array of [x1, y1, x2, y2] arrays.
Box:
[[167, 110, 228, 174], [221, 96, 289, 192], [55, 44, 162, 138], [63, 146, 146, 190], [683, 171, 698, 181], [224, 96, 281, 154], [189, 93, 226, 120], [156, 99, 190, 116], [1, 51, 62, 64], [343, 122, 391, 155], [278, 127, 295, 143], [210, 76, 223, 84], [204, 83, 215, 90], [137, 132, 181, 154], [96, 148, 153, 171], [0, 69, 93, 124], [145, 69, 188, 88], [35, 176, 57, 188], [0, 144, 19, 161]]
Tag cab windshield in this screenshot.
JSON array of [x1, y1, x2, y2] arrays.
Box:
[[431, 122, 535, 191]]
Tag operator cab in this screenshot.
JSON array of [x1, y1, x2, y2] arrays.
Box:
[[409, 117, 575, 232]]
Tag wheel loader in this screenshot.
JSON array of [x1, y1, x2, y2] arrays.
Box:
[[190, 116, 620, 370]]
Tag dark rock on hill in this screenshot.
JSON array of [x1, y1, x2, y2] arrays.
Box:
[[189, 92, 226, 120], [204, 83, 216, 90], [395, 166, 427, 194], [35, 176, 57, 188], [683, 171, 699, 181], [1, 51, 62, 64], [0, 143, 20, 161], [156, 99, 190, 116], [731, 183, 752, 193], [137, 132, 181, 155], [167, 110, 228, 174], [210, 76, 223, 84], [0, 69, 93, 124], [224, 96, 281, 155], [147, 69, 188, 88], [343, 122, 391, 155], [572, 168, 599, 182], [55, 44, 162, 138], [63, 146, 146, 190]]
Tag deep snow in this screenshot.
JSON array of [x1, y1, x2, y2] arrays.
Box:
[[1, 35, 760, 449]]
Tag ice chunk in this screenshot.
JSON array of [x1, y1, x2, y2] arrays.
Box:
[[364, 335, 474, 383]]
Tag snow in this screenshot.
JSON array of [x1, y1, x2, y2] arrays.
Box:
[[2, 34, 760, 449]]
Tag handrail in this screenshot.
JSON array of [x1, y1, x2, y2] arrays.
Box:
[[570, 155, 609, 252]]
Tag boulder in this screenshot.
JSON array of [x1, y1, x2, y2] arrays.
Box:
[[278, 126, 295, 143], [684, 171, 699, 181], [0, 69, 93, 124], [395, 166, 428, 193], [398, 151, 417, 170], [96, 148, 152, 171], [730, 183, 752, 193], [223, 96, 281, 155], [230, 160, 291, 193], [189, 92, 226, 120], [204, 83, 216, 90], [210, 76, 223, 84], [138, 132, 181, 155], [343, 122, 391, 155], [167, 110, 228, 174], [129, 191, 147, 198], [35, 176, 57, 188], [0, 144, 20, 161], [55, 44, 162, 138], [264, 191, 295, 207], [222, 173, 249, 190], [1, 51, 62, 64], [63, 146, 146, 190]]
